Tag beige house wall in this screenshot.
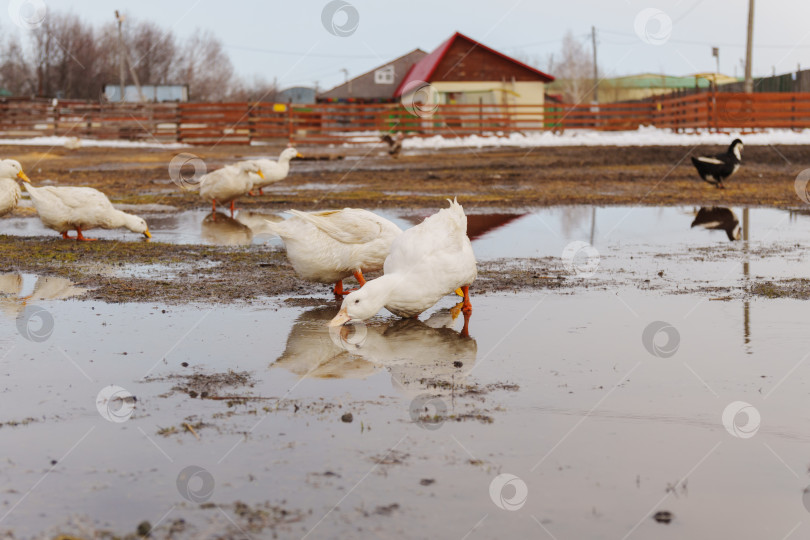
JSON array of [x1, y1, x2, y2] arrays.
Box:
[[403, 81, 546, 131]]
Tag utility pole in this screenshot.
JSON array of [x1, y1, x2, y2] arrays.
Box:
[[591, 26, 598, 103], [115, 10, 125, 102], [744, 0, 754, 93]]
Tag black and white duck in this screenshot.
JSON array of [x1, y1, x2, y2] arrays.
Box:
[[690, 139, 743, 189]]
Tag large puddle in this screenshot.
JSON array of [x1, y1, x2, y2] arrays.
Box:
[[2, 205, 810, 538], [3, 204, 810, 253]]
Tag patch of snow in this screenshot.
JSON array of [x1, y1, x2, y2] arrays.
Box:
[[396, 126, 810, 149], [0, 136, 188, 149]]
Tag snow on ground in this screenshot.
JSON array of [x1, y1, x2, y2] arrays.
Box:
[[3, 127, 810, 150], [0, 136, 187, 148], [398, 126, 810, 149]]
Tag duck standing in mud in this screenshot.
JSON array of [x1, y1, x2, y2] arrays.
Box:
[[691, 139, 743, 189], [330, 198, 477, 333]]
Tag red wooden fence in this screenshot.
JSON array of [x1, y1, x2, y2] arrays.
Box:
[[1, 93, 809, 146]]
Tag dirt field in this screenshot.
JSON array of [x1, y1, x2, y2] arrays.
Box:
[[2, 141, 808, 304], [3, 142, 810, 539], [4, 142, 808, 211]]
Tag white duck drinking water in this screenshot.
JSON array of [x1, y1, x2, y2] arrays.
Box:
[[264, 208, 402, 295], [199, 160, 264, 218], [330, 198, 477, 327], [20, 173, 150, 240], [0, 160, 29, 217], [248, 147, 302, 195]]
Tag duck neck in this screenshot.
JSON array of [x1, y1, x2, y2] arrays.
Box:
[[113, 210, 139, 231], [359, 274, 400, 311]]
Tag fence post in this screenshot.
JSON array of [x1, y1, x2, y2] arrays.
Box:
[[176, 103, 182, 144], [247, 102, 254, 145], [287, 104, 293, 145]]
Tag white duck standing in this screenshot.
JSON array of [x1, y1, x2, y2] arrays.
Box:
[[248, 147, 302, 195], [20, 172, 151, 241], [330, 198, 476, 327], [198, 161, 264, 218], [264, 208, 402, 295], [0, 159, 28, 217]]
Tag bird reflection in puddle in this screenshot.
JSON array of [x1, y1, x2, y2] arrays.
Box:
[[690, 207, 741, 241], [0, 273, 87, 318], [271, 304, 476, 395], [201, 211, 283, 245]]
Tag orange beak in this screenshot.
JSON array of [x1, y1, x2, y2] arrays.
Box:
[[328, 308, 351, 327]]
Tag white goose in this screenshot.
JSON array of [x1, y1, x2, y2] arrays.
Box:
[[264, 208, 402, 295], [21, 174, 151, 241], [0, 160, 28, 217], [330, 198, 477, 326], [199, 161, 264, 218], [248, 147, 302, 195]]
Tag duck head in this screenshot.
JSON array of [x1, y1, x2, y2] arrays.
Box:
[[280, 147, 303, 161], [729, 139, 743, 160], [329, 276, 393, 327], [122, 214, 151, 238], [239, 160, 265, 179], [0, 159, 30, 183]]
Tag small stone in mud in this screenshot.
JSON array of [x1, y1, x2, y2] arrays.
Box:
[[136, 521, 152, 536], [653, 511, 673, 524], [453, 361, 463, 368], [341, 413, 353, 423], [181, 362, 188, 367], [374, 503, 399, 516], [188, 390, 198, 398], [420, 478, 435, 486]]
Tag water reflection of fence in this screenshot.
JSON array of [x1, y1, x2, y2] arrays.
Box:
[[1, 93, 810, 145]]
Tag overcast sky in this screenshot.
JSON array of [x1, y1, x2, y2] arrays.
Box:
[[22, 0, 810, 91]]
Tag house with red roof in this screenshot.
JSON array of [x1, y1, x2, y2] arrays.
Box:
[[318, 49, 428, 103], [394, 32, 554, 108]]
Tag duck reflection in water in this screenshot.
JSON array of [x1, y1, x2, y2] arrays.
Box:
[[271, 303, 476, 395], [202, 211, 285, 245], [691, 207, 741, 241], [201, 212, 253, 245], [0, 273, 87, 318]]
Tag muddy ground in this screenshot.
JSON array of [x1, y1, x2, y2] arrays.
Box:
[[3, 143, 810, 540], [4, 142, 809, 210], [1, 143, 808, 303]]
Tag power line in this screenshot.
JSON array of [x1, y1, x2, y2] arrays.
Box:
[[597, 28, 810, 49], [224, 44, 395, 59]]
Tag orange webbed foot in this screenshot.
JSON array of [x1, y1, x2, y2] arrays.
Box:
[[75, 229, 96, 242]]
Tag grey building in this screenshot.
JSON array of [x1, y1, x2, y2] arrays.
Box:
[[104, 84, 189, 103], [317, 49, 427, 103]]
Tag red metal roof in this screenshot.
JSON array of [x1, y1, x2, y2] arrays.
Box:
[[394, 32, 554, 97]]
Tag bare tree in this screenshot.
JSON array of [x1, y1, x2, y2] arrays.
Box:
[[550, 31, 596, 103], [226, 75, 278, 102], [0, 12, 242, 101], [0, 34, 35, 95], [173, 29, 234, 101], [30, 13, 104, 98], [127, 19, 177, 85]]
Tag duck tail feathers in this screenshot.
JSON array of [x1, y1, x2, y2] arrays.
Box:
[[440, 197, 467, 233]]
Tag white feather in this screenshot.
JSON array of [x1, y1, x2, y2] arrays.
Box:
[[264, 208, 402, 284], [23, 183, 149, 236], [696, 156, 724, 165]]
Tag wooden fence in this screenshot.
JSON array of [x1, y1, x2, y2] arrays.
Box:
[[1, 93, 810, 145]]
